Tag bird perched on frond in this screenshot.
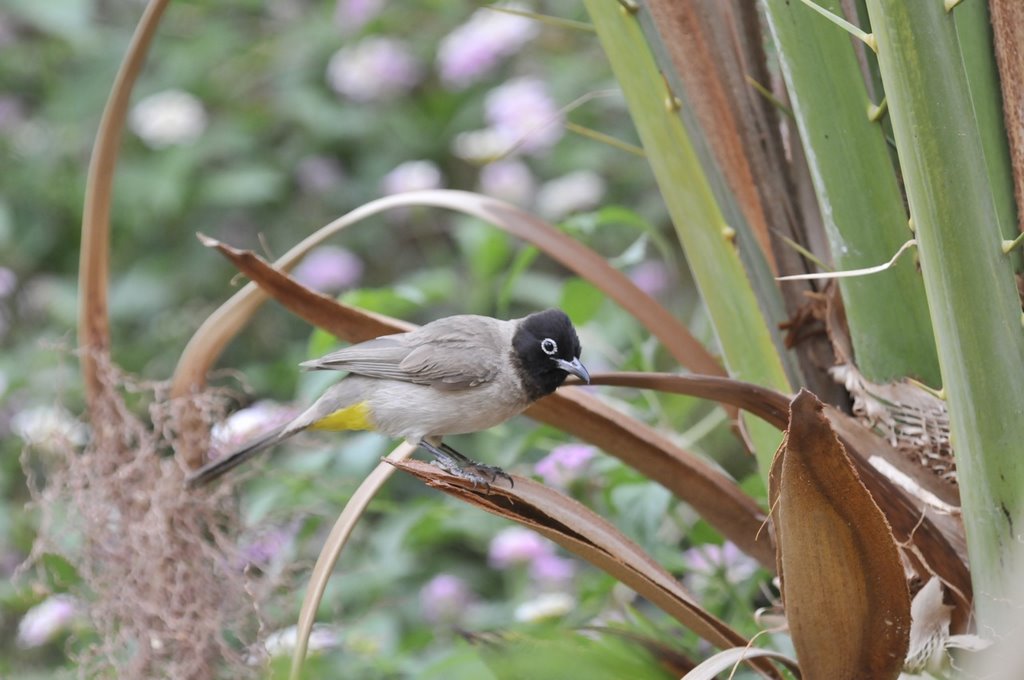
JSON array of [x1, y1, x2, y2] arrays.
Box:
[[186, 308, 590, 487]]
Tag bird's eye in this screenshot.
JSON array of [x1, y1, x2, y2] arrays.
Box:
[[540, 338, 558, 355]]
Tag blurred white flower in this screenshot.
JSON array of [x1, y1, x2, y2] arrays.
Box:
[[682, 541, 759, 593], [334, 0, 384, 34], [210, 400, 299, 456], [437, 4, 539, 89], [514, 592, 575, 622], [11, 405, 88, 450], [129, 89, 207, 149], [326, 37, 421, 102], [451, 128, 511, 164], [380, 159, 443, 195], [264, 623, 342, 658], [293, 245, 364, 294], [420, 573, 474, 624], [484, 77, 563, 155], [536, 170, 606, 220], [478, 160, 535, 206], [17, 595, 78, 648]]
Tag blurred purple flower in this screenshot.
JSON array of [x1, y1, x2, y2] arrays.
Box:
[[682, 541, 759, 592], [528, 553, 577, 587], [484, 77, 564, 155], [129, 89, 207, 149], [0, 96, 24, 134], [17, 595, 78, 648], [210, 400, 299, 456], [295, 155, 346, 195], [0, 266, 16, 297], [380, 159, 443, 195], [237, 520, 301, 572], [478, 160, 535, 206], [488, 527, 552, 569], [420, 573, 474, 624], [536, 170, 606, 220], [629, 260, 672, 297], [334, 0, 384, 34], [293, 245, 364, 294], [326, 37, 421, 102], [534, 443, 596, 487], [437, 5, 539, 89]]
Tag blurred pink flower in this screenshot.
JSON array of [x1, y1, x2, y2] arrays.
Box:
[[0, 95, 24, 134], [629, 260, 672, 297], [17, 595, 78, 648], [295, 155, 346, 195], [334, 0, 384, 34], [0, 266, 16, 298], [326, 37, 421, 102], [437, 5, 539, 89], [534, 443, 596, 487], [488, 527, 552, 569], [293, 245, 364, 294], [484, 77, 564, 154], [478, 159, 535, 206], [420, 573, 474, 623], [528, 553, 577, 587], [380, 159, 443, 195]]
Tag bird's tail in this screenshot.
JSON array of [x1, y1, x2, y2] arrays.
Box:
[[186, 425, 289, 487]]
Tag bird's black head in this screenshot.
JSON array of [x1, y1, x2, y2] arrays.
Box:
[[511, 308, 590, 401]]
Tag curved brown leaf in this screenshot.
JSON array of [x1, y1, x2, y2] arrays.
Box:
[[188, 236, 775, 568], [769, 390, 909, 679], [589, 371, 971, 615], [391, 459, 783, 679], [78, 0, 171, 404], [171, 191, 722, 399]]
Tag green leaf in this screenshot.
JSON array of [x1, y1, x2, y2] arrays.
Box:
[[866, 0, 1024, 630], [200, 165, 286, 206], [559, 278, 604, 325], [584, 0, 792, 477], [763, 0, 940, 385]]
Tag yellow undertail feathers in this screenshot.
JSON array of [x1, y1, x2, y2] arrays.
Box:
[[308, 401, 374, 432]]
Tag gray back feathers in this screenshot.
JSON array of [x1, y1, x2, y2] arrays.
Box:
[[299, 314, 513, 390]]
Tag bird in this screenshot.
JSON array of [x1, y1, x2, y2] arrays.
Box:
[[186, 308, 590, 487]]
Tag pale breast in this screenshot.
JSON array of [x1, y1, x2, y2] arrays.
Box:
[[363, 368, 529, 441]]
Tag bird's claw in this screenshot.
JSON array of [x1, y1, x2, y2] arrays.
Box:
[[420, 440, 514, 489]]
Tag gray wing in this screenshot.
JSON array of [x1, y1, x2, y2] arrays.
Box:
[[299, 315, 508, 389]]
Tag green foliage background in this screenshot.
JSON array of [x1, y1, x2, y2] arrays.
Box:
[[0, 1, 774, 677]]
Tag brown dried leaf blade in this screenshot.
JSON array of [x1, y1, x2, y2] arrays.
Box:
[[769, 390, 909, 679], [391, 460, 783, 679]]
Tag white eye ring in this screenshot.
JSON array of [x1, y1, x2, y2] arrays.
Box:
[[540, 338, 558, 355]]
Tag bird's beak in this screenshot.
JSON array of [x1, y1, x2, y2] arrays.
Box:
[[555, 357, 591, 384]]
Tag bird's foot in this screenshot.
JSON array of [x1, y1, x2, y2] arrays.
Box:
[[419, 440, 514, 489]]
